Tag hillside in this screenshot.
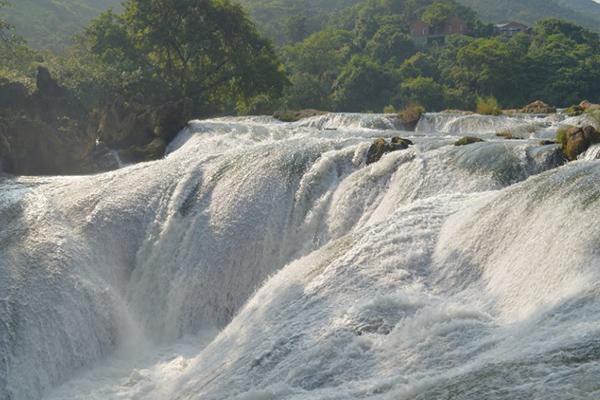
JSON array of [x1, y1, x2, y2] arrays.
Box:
[[458, 0, 600, 30], [2, 0, 121, 50], [238, 0, 600, 41]]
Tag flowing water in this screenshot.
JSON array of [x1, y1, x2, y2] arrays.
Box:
[[1, 111, 599, 399]]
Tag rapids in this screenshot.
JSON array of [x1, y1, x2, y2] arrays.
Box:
[[1, 111, 599, 399]]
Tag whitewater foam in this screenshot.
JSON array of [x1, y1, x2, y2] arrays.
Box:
[[0, 111, 598, 399]]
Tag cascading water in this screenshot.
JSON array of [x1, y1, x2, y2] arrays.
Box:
[[0, 111, 598, 399]]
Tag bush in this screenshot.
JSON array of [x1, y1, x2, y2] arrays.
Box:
[[398, 103, 425, 130], [383, 105, 396, 113], [556, 126, 571, 147], [476, 96, 502, 115]]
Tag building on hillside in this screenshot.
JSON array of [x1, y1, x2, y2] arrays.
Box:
[[410, 16, 469, 48], [494, 21, 530, 36]]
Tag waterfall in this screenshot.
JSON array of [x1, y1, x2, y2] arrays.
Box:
[[0, 112, 597, 399]]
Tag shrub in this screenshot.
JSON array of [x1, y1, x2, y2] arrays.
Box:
[[398, 103, 425, 130], [556, 126, 571, 147], [383, 105, 396, 113], [476, 96, 502, 116]]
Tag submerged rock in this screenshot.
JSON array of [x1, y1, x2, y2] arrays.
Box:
[[455, 136, 484, 146], [521, 100, 556, 114], [119, 137, 167, 163], [366, 137, 412, 164]]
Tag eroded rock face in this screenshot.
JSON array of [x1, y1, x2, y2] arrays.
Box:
[[0, 115, 96, 175], [0, 69, 96, 175], [521, 100, 556, 114], [366, 137, 413, 165]]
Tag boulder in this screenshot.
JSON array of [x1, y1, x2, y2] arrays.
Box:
[[455, 136, 484, 146], [366, 137, 412, 165], [580, 100, 600, 112], [560, 125, 600, 160], [520, 100, 556, 114]]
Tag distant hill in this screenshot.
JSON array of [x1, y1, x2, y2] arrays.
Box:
[[458, 0, 600, 30], [2, 0, 121, 51], [237, 0, 600, 42]]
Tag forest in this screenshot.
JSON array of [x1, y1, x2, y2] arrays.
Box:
[[2, 0, 600, 117]]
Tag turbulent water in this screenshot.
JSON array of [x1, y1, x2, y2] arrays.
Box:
[[1, 111, 600, 399]]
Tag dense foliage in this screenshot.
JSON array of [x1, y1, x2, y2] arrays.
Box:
[[276, 0, 600, 112], [2, 0, 600, 116], [459, 0, 600, 32], [1, 0, 287, 116], [238, 0, 600, 44]]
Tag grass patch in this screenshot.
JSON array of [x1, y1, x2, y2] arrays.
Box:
[[496, 131, 523, 140], [455, 136, 484, 146]]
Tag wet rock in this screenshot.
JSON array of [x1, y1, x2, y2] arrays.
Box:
[[520, 100, 556, 114], [273, 109, 327, 122], [565, 104, 585, 117], [153, 98, 193, 142], [539, 140, 557, 146], [560, 125, 600, 161], [455, 136, 484, 146], [119, 137, 167, 163], [366, 137, 412, 165]]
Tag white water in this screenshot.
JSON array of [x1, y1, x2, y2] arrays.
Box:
[[1, 112, 599, 399]]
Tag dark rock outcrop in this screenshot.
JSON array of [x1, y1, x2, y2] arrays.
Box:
[[455, 136, 484, 146], [0, 68, 194, 175], [520, 100, 556, 114], [366, 137, 413, 165], [559, 125, 600, 160]]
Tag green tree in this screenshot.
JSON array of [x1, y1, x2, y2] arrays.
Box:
[[332, 55, 391, 111], [398, 76, 445, 110], [366, 24, 415, 65], [82, 0, 287, 114]]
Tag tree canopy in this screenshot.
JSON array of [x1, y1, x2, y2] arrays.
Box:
[[78, 0, 287, 114]]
